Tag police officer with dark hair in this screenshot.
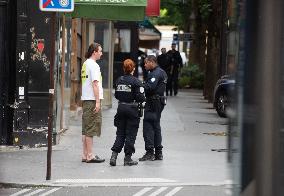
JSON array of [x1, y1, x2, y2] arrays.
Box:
[[139, 55, 167, 161], [110, 59, 146, 166]]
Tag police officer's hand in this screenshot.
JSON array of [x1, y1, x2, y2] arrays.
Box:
[[94, 101, 101, 113]]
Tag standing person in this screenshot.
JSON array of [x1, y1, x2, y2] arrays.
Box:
[[167, 43, 183, 96], [139, 55, 167, 161], [81, 42, 105, 163], [157, 48, 171, 96], [138, 50, 148, 80], [110, 59, 146, 166]]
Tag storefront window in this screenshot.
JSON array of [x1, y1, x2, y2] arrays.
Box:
[[114, 29, 131, 52], [86, 21, 111, 89], [85, 20, 113, 107]]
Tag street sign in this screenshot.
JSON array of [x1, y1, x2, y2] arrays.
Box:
[[173, 33, 194, 41], [39, 0, 74, 12]]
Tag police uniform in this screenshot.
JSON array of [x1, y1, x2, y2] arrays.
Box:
[[140, 66, 167, 161], [110, 74, 145, 166]]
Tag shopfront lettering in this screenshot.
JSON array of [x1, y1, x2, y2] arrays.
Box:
[[105, 0, 128, 3]]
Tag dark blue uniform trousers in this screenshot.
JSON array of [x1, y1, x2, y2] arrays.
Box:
[[111, 104, 140, 155], [143, 99, 164, 154]]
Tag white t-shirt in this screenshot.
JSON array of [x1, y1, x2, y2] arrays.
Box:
[[81, 58, 104, 100]]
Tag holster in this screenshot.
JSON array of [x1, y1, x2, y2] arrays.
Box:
[[160, 96, 167, 106]]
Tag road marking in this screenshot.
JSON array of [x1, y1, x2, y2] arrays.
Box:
[[133, 187, 153, 196], [10, 189, 31, 196], [39, 188, 62, 196], [49, 179, 231, 187], [164, 187, 183, 196], [54, 178, 176, 184], [23, 189, 45, 196], [149, 187, 168, 196]]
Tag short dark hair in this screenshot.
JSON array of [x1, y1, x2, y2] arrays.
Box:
[[85, 42, 101, 59], [145, 55, 157, 64]]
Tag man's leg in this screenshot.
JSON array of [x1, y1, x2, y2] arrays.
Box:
[[86, 136, 94, 160], [168, 75, 173, 96], [140, 117, 155, 161], [154, 108, 164, 160], [82, 135, 87, 161], [154, 120, 163, 160], [173, 72, 179, 95]]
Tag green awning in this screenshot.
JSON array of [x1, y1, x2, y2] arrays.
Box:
[[72, 0, 147, 21]]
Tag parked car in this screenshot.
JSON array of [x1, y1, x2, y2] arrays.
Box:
[[213, 75, 235, 117]]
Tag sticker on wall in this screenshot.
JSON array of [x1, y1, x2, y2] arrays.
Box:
[[19, 87, 24, 96], [37, 40, 45, 54]]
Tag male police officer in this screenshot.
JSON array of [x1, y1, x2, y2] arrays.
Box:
[[110, 59, 145, 166], [139, 55, 167, 161]]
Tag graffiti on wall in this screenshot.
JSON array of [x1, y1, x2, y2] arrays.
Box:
[[30, 27, 50, 71]]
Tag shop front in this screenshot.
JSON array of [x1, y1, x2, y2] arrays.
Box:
[[0, 0, 147, 147], [56, 0, 148, 141], [66, 0, 147, 111]]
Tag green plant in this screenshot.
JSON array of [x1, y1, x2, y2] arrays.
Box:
[[178, 64, 204, 89], [178, 76, 190, 88]]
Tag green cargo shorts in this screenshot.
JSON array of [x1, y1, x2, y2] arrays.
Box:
[[82, 100, 102, 137]]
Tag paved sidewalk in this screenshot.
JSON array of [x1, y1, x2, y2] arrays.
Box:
[[0, 89, 231, 187]]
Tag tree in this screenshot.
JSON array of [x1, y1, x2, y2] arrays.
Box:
[[202, 0, 222, 101], [151, 0, 223, 102]]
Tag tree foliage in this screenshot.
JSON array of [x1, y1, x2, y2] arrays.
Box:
[[149, 0, 191, 31], [150, 0, 213, 31], [198, 0, 212, 20]]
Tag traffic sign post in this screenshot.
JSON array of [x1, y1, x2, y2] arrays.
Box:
[[40, 0, 74, 12]]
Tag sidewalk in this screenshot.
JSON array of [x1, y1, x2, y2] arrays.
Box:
[[0, 89, 230, 187]]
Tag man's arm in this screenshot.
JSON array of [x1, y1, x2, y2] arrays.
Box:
[[93, 80, 100, 113], [143, 72, 159, 94]]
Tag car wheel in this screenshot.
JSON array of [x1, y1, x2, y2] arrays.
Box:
[[216, 91, 228, 117]]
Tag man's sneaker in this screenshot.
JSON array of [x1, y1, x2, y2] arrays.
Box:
[[139, 152, 155, 161], [155, 153, 163, 160], [86, 155, 105, 163]]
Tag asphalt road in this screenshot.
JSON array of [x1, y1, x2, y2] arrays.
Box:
[[0, 185, 229, 196], [0, 89, 231, 195]]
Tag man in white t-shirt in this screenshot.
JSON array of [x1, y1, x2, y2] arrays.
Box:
[[81, 42, 105, 163]]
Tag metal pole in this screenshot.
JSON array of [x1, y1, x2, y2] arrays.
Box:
[[46, 12, 56, 181], [60, 14, 66, 130]]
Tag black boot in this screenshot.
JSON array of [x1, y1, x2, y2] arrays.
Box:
[[155, 151, 163, 160], [110, 151, 118, 166], [124, 155, 138, 166], [139, 151, 155, 161]]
